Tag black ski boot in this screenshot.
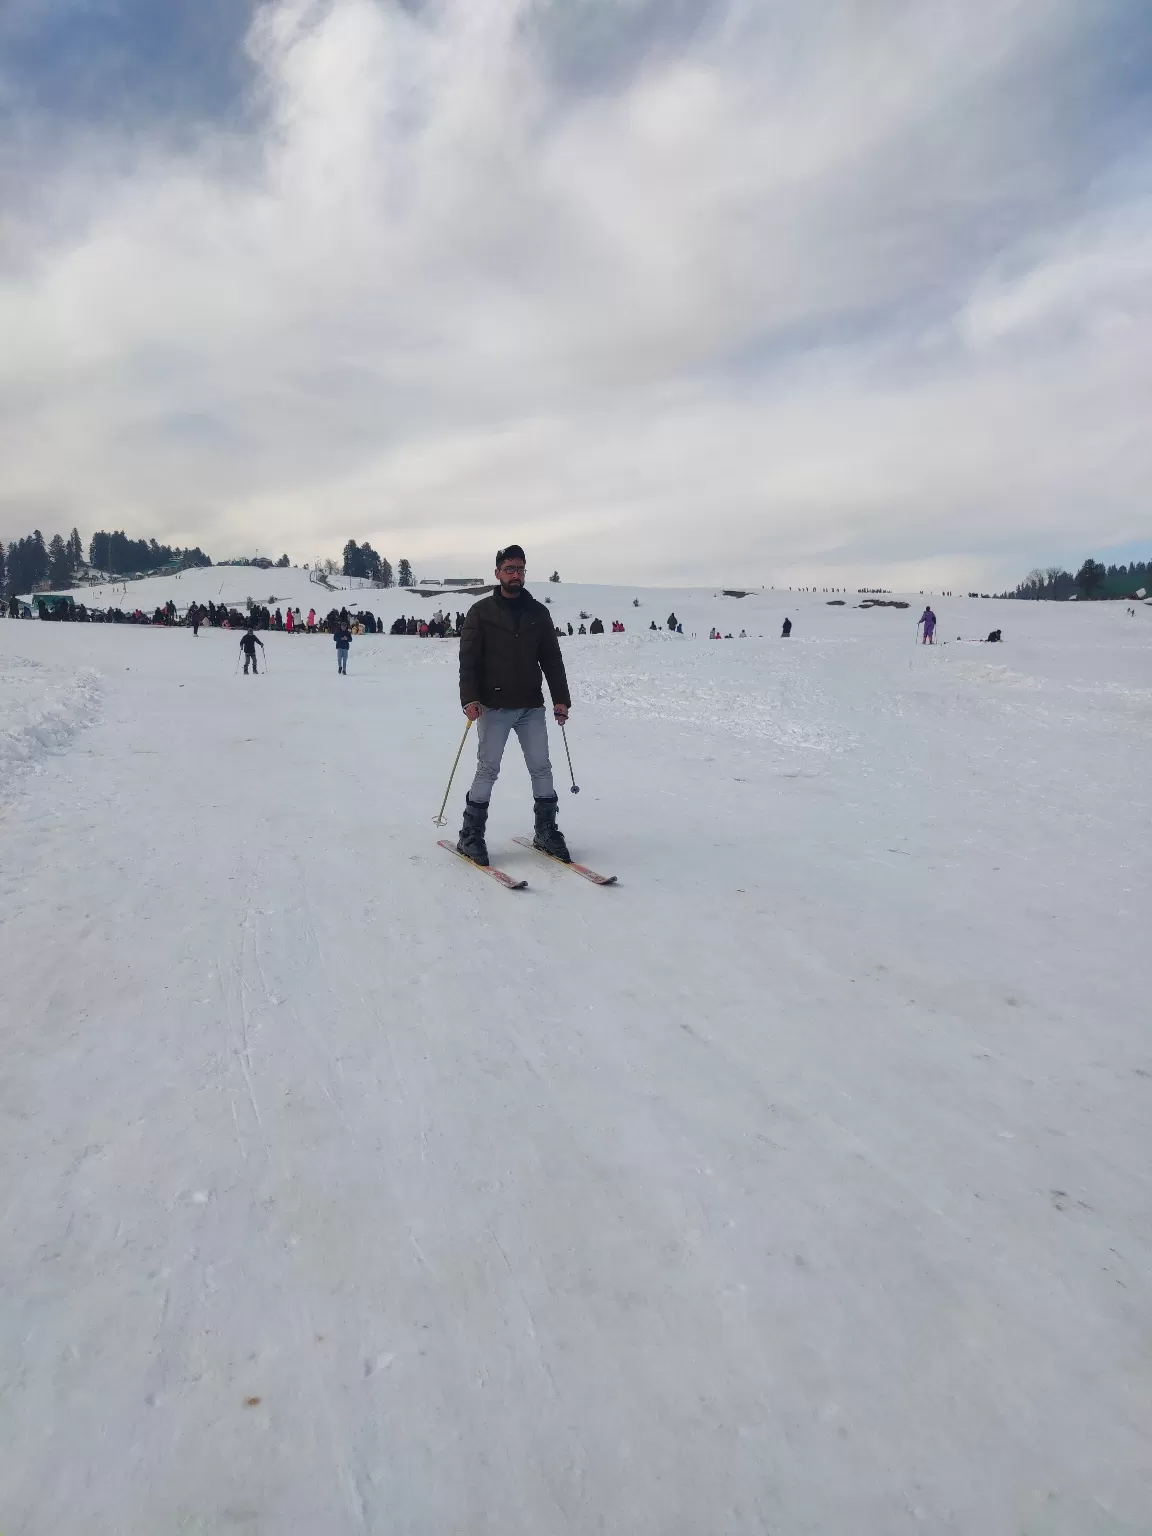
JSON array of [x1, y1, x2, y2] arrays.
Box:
[[456, 795, 490, 866], [533, 795, 571, 862]]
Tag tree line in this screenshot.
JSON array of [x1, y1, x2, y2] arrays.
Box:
[[88, 531, 211, 577], [3, 528, 85, 597], [341, 540, 413, 587], [1, 526, 214, 597], [1005, 558, 1151, 601]]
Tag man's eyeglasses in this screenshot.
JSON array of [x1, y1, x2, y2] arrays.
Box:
[[498, 564, 526, 575]]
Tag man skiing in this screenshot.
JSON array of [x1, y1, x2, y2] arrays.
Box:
[[239, 626, 264, 674], [456, 544, 572, 867], [919, 605, 937, 644]]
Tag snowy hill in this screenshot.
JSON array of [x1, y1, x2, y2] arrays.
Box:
[[29, 561, 998, 635], [1, 588, 1150, 1532]]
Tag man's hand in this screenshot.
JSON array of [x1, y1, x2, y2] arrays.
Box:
[[463, 701, 482, 721], [553, 704, 569, 725]]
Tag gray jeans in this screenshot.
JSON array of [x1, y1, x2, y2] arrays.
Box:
[[469, 707, 555, 804]]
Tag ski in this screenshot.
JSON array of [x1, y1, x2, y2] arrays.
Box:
[[438, 840, 527, 890], [513, 837, 617, 885]]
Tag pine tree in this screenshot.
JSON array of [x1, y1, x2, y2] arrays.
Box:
[[276, 553, 290, 567], [30, 530, 48, 587], [68, 528, 83, 569], [549, 570, 561, 582], [48, 534, 73, 588], [8, 536, 45, 596], [379, 557, 394, 588], [1075, 558, 1106, 599], [398, 558, 413, 588], [342, 539, 363, 578], [360, 542, 382, 582], [0, 541, 6, 598]]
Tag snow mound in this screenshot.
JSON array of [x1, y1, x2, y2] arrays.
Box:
[[0, 654, 101, 797]]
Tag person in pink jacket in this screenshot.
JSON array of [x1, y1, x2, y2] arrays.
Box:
[[286, 608, 294, 633], [306, 608, 316, 632]]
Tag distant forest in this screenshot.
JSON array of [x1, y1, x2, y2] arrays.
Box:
[[88, 531, 212, 577], [1003, 558, 1150, 601], [1, 524, 420, 598], [1, 526, 211, 597]]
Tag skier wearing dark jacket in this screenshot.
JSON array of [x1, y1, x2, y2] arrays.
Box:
[[456, 545, 572, 867], [333, 622, 352, 674], [239, 627, 264, 674]]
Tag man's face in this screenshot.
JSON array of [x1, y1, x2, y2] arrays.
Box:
[[497, 558, 525, 593]]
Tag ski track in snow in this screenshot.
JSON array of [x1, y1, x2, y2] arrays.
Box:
[[1, 584, 1151, 1535]]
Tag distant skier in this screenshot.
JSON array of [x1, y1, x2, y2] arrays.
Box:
[[333, 620, 352, 674], [985, 629, 1002, 643], [239, 626, 264, 675], [781, 618, 792, 637], [286, 608, 294, 634], [190, 604, 201, 637], [667, 612, 678, 630], [919, 606, 937, 644], [456, 544, 572, 867]]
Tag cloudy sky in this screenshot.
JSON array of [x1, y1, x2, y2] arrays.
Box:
[[1, 0, 1150, 587]]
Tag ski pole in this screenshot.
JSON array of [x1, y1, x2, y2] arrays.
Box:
[[234, 653, 241, 674], [433, 718, 473, 825], [561, 722, 580, 794]]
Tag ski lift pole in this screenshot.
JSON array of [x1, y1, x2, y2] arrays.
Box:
[[433, 718, 474, 826]]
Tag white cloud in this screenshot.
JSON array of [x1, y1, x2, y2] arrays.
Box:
[[1, 0, 1149, 586]]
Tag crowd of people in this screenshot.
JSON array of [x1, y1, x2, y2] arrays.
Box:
[[389, 611, 468, 637], [192, 601, 387, 634], [5, 593, 179, 624], [2, 593, 838, 646]]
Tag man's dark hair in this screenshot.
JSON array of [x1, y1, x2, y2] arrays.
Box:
[[496, 544, 526, 566]]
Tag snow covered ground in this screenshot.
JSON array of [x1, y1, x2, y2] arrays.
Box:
[[1, 584, 1150, 1535]]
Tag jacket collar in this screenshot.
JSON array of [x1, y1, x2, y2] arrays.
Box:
[[488, 585, 535, 626]]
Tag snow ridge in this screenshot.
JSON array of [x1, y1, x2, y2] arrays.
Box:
[[0, 654, 101, 797]]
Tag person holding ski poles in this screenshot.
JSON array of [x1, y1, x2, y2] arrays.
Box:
[[456, 544, 572, 867], [333, 619, 352, 674], [239, 626, 265, 674], [918, 605, 937, 645]]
